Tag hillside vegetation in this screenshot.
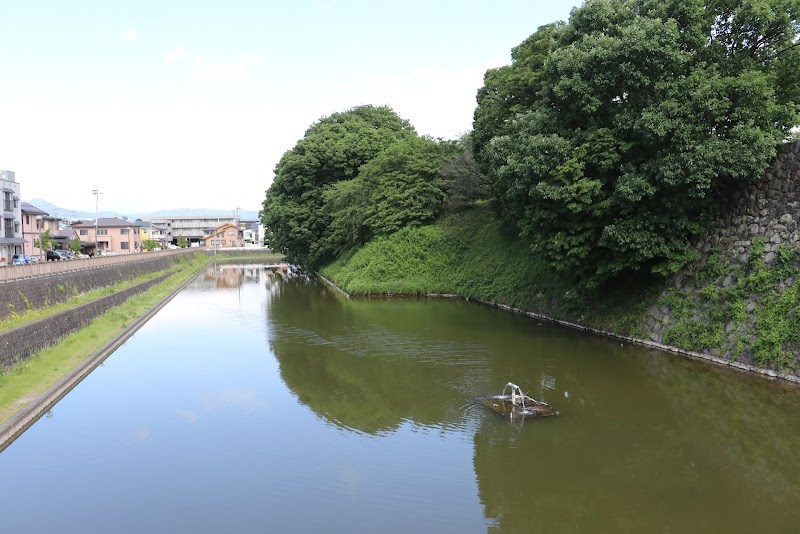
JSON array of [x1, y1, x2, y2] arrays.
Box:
[[321, 206, 659, 331], [263, 0, 800, 377]]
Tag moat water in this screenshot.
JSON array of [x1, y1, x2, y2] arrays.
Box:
[[1, 264, 798, 532]]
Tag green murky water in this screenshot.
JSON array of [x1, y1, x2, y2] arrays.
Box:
[[0, 264, 798, 533]]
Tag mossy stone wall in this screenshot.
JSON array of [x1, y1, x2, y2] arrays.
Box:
[[645, 141, 800, 372]]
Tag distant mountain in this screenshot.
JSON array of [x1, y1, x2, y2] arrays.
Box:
[[25, 199, 260, 221], [141, 207, 260, 220]]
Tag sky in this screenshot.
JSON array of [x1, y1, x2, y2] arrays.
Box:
[[0, 0, 582, 216]]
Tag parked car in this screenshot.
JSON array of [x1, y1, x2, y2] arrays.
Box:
[[46, 250, 68, 261], [11, 254, 33, 265]]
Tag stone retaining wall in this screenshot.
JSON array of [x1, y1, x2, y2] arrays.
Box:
[[643, 141, 800, 373], [696, 140, 800, 267], [0, 274, 170, 368]]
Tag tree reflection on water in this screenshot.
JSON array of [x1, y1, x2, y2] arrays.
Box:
[[267, 274, 800, 532]]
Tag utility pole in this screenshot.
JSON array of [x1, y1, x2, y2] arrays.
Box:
[[235, 207, 240, 246], [93, 187, 102, 256]]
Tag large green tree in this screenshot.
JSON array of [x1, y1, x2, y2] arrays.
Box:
[[472, 21, 563, 175], [323, 136, 459, 256], [262, 105, 416, 267], [477, 0, 800, 287]]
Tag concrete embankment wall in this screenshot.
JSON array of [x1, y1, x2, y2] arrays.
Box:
[[0, 255, 178, 322], [0, 274, 170, 368], [0, 253, 195, 368]]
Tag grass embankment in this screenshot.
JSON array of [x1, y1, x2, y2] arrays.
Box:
[[0, 253, 210, 424], [321, 206, 660, 333]]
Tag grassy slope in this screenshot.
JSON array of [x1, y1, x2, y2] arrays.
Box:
[[322, 207, 660, 333]]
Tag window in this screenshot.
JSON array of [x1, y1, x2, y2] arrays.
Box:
[[221, 239, 226, 245], [228, 229, 235, 236], [98, 229, 108, 235], [79, 229, 88, 235], [211, 240, 218, 245], [3, 192, 10, 212], [120, 228, 129, 235], [24, 215, 29, 225], [121, 242, 129, 250]]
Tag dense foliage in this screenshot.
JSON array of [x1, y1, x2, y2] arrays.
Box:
[[322, 207, 560, 302], [262, 105, 417, 266], [474, 0, 800, 287], [323, 135, 459, 257], [262, 105, 459, 267]]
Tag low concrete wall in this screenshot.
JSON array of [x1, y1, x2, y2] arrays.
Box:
[[0, 249, 195, 282], [0, 250, 279, 366], [0, 255, 182, 321], [0, 274, 170, 368]]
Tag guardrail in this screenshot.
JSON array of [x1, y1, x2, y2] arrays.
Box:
[[0, 249, 197, 283]]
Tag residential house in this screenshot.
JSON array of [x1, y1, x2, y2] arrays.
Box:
[[52, 227, 82, 252], [21, 201, 60, 259], [241, 220, 265, 247], [0, 170, 24, 264], [203, 223, 242, 249], [71, 217, 142, 254], [135, 219, 170, 249]]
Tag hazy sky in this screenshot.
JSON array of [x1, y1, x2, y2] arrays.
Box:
[[0, 1, 582, 215]]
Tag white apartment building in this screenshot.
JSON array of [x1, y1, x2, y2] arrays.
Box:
[[143, 214, 237, 246], [0, 170, 24, 264]]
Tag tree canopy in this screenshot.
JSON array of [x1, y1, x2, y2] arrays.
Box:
[[262, 105, 417, 267], [262, 106, 459, 267], [325, 136, 458, 247], [474, 0, 800, 286]]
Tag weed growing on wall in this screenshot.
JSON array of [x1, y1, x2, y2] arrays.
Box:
[[17, 291, 31, 311], [659, 239, 800, 371]]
